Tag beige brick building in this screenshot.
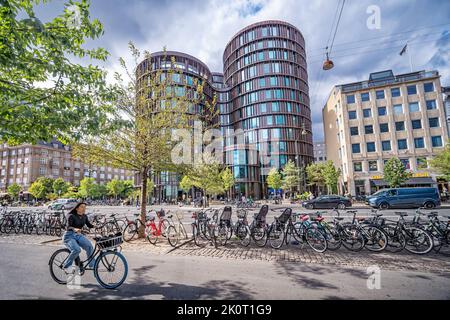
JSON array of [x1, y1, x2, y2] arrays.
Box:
[[0, 139, 135, 194], [323, 70, 448, 197]]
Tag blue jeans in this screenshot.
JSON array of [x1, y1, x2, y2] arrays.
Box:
[[63, 231, 95, 269]]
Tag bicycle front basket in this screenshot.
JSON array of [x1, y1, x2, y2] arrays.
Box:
[[96, 232, 123, 250]]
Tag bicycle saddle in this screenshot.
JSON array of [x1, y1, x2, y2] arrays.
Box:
[[167, 215, 173, 219], [347, 210, 357, 213], [356, 217, 365, 221], [335, 217, 344, 221], [312, 216, 324, 222], [395, 212, 408, 216], [427, 213, 438, 217], [110, 214, 116, 217], [133, 213, 140, 216]]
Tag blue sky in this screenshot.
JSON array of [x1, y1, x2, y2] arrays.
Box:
[[33, 0, 450, 142]]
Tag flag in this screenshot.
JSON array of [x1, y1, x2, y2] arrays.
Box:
[[399, 44, 408, 56]]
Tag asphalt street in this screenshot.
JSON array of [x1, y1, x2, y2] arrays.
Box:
[[0, 242, 449, 300]]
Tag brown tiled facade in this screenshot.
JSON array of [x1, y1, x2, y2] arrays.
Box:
[[0, 140, 135, 192]]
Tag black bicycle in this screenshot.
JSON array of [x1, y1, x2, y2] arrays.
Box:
[[49, 231, 128, 289]]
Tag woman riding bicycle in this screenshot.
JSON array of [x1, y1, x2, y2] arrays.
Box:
[[62, 202, 96, 273]]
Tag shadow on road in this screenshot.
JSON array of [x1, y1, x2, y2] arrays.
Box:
[[68, 264, 256, 300]]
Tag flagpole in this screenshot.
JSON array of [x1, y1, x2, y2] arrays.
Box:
[[407, 42, 413, 72]]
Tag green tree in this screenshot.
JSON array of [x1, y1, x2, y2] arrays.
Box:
[[267, 168, 283, 194], [78, 177, 96, 199], [0, 0, 120, 145], [62, 186, 79, 199], [179, 175, 193, 201], [282, 160, 300, 197], [322, 160, 341, 195], [121, 180, 134, 198], [28, 180, 47, 200], [185, 160, 225, 207], [384, 157, 411, 188], [429, 139, 450, 181], [7, 183, 22, 201], [93, 183, 108, 199], [220, 167, 235, 200], [106, 179, 123, 199], [53, 178, 69, 196], [306, 163, 326, 192], [72, 44, 217, 237]]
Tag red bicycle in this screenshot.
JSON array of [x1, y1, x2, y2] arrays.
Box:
[[145, 209, 170, 245]]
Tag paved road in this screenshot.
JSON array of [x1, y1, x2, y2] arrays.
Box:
[[0, 242, 449, 300]]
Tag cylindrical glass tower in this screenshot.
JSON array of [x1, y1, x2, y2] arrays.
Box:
[[222, 20, 313, 198]]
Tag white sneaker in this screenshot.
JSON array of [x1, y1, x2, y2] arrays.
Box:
[[64, 265, 74, 275]]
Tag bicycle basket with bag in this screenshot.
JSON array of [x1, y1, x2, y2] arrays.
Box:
[[96, 232, 123, 250]]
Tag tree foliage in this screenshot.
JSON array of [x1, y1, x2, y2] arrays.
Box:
[[429, 139, 450, 181], [0, 0, 119, 145], [267, 168, 283, 192], [383, 157, 411, 188]]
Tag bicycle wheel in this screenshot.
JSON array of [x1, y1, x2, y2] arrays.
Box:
[[216, 225, 229, 246], [305, 225, 328, 253], [362, 225, 387, 252], [252, 225, 268, 247], [146, 226, 158, 245], [237, 224, 251, 247], [404, 226, 433, 255], [321, 222, 342, 250], [268, 223, 285, 249], [193, 224, 207, 248], [94, 251, 128, 289], [167, 225, 179, 247], [160, 219, 170, 238], [123, 223, 137, 242], [383, 225, 406, 253], [49, 248, 71, 285], [341, 224, 365, 252]]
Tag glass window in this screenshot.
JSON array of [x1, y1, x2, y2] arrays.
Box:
[[259, 78, 266, 87], [378, 106, 387, 116], [391, 87, 401, 97], [366, 142, 376, 152], [350, 127, 359, 136], [382, 141, 391, 151], [272, 128, 281, 139], [426, 100, 437, 110], [395, 121, 405, 131], [363, 108, 371, 118], [364, 125, 374, 134], [431, 136, 443, 147], [376, 90, 385, 99], [398, 139, 408, 150], [361, 92, 370, 102], [266, 116, 273, 125], [352, 143, 361, 153], [423, 82, 434, 93], [348, 110, 357, 120], [275, 115, 285, 125], [268, 51, 276, 59], [369, 161, 378, 171], [408, 102, 420, 112], [429, 117, 439, 127], [353, 162, 362, 172], [379, 123, 389, 133], [407, 85, 417, 95], [270, 76, 277, 86], [263, 64, 270, 74], [411, 119, 422, 129], [346, 94, 355, 104], [265, 90, 272, 99], [414, 137, 425, 149], [271, 102, 280, 112], [400, 158, 410, 169], [393, 104, 403, 114]]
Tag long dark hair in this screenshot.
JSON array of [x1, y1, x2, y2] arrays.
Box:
[[68, 202, 87, 215]]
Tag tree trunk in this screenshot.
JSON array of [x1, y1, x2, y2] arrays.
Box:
[[138, 167, 148, 238]]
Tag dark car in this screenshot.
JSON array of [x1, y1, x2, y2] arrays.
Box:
[[302, 195, 352, 210]]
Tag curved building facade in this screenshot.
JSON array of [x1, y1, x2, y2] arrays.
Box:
[[222, 21, 313, 198], [136, 51, 216, 202], [137, 21, 313, 201]]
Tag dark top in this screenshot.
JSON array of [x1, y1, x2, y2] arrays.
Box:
[[67, 213, 94, 231]]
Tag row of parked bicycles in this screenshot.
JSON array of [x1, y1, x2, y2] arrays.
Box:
[[1, 205, 449, 255], [0, 208, 67, 236]]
